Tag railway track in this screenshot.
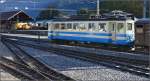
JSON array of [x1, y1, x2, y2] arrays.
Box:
[[4, 37, 149, 65], [3, 37, 150, 78], [53, 40, 150, 55], [0, 57, 50, 81], [0, 62, 34, 81], [4, 37, 148, 65], [1, 38, 75, 81], [2, 34, 149, 54]]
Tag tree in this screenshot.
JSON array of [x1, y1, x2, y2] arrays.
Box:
[[77, 8, 89, 15], [99, 0, 147, 18], [37, 6, 60, 20]]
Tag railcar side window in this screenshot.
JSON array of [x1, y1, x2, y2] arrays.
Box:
[[88, 23, 95, 31], [73, 23, 78, 30], [78, 23, 86, 31], [118, 23, 124, 32], [67, 23, 72, 30], [88, 23, 92, 29], [60, 23, 65, 30], [98, 23, 106, 32], [127, 23, 132, 30]]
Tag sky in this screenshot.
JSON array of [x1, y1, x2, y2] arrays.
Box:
[[0, 0, 52, 10], [0, 0, 96, 18], [0, 0, 54, 17]]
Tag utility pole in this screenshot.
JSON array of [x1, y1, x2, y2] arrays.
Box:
[[97, 0, 100, 16], [143, 0, 147, 18]]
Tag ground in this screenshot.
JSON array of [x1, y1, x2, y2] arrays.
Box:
[[0, 35, 20, 81]]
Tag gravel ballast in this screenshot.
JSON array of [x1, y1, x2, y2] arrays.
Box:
[[19, 45, 150, 81]]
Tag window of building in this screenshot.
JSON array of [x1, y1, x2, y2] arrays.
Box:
[[60, 23, 65, 30], [38, 23, 41, 27], [54, 23, 60, 30], [128, 23, 132, 30]]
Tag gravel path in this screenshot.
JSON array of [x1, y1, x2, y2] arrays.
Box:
[[20, 45, 150, 81]]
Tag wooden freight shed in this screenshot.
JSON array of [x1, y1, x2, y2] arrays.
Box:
[[135, 19, 150, 49], [0, 10, 32, 32]]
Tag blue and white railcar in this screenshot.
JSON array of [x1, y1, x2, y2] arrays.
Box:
[[47, 19, 135, 46]]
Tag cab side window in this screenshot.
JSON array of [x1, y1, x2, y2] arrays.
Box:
[[127, 23, 132, 30]]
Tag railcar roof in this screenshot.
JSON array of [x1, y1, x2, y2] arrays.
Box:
[[51, 18, 134, 22]]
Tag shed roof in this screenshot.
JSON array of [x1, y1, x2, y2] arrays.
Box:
[[0, 10, 32, 21], [136, 18, 150, 25]]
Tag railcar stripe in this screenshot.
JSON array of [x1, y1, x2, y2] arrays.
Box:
[[48, 33, 127, 40], [48, 31, 132, 37]]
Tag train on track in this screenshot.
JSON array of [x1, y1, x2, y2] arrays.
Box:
[[36, 10, 150, 52], [47, 11, 135, 46]]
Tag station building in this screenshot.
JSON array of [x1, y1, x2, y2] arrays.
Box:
[[0, 10, 32, 33]]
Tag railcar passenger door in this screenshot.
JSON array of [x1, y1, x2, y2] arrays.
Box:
[[109, 22, 116, 41]]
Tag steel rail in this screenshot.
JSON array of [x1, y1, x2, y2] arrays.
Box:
[[2, 39, 75, 81], [0, 61, 34, 80], [2, 35, 148, 64], [0, 57, 53, 81], [4, 38, 150, 78], [5, 37, 148, 66]]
